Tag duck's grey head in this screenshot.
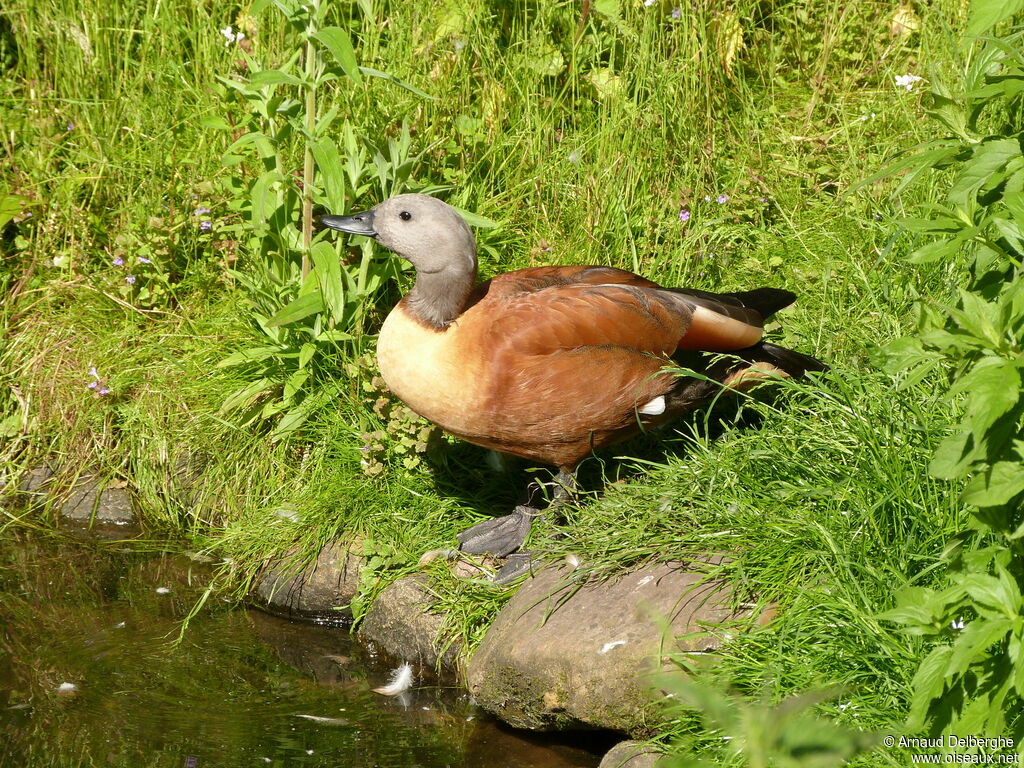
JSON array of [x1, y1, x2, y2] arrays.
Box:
[[320, 194, 476, 275]]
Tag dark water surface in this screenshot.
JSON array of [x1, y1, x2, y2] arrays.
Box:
[[0, 528, 604, 768]]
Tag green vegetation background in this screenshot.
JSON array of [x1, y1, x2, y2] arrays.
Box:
[[1, 0, 1009, 763]]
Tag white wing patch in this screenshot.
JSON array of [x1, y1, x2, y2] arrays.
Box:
[[639, 395, 666, 416]]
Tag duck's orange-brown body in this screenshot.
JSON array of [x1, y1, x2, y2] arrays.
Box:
[[377, 265, 770, 469]]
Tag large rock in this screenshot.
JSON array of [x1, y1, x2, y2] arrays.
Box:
[[599, 741, 664, 768], [61, 474, 135, 524], [252, 540, 362, 622], [358, 574, 461, 670], [468, 561, 756, 735]]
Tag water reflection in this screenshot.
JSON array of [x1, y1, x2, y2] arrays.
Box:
[[0, 528, 601, 768]]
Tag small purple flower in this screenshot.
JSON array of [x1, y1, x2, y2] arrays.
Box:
[[199, 220, 212, 231], [671, 7, 681, 18], [194, 206, 211, 216], [112, 256, 124, 267], [138, 256, 152, 264], [87, 381, 99, 390], [679, 209, 691, 222], [66, 123, 75, 132], [716, 194, 729, 204], [98, 386, 111, 396], [88, 367, 99, 379], [125, 275, 136, 285]]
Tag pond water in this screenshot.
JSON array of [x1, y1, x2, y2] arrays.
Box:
[[0, 528, 606, 768]]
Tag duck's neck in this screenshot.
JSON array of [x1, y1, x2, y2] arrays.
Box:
[[406, 262, 477, 329]]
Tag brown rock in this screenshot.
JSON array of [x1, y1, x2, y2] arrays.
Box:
[[468, 561, 753, 734], [61, 474, 135, 524], [252, 540, 362, 622], [598, 741, 665, 768], [358, 575, 461, 670]]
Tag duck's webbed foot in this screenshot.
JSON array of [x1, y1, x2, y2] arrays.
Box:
[[454, 469, 578, 582], [456, 504, 540, 558]]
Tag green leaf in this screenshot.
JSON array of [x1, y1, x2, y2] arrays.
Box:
[[199, 115, 233, 131], [358, 66, 435, 99], [451, 205, 500, 229], [962, 462, 1024, 507], [930, 430, 978, 480], [282, 368, 309, 400], [249, 69, 304, 88], [949, 138, 1021, 208], [272, 403, 314, 439], [250, 171, 284, 226], [310, 239, 345, 323], [314, 27, 362, 84], [951, 359, 1021, 435], [310, 137, 346, 211], [266, 290, 325, 326], [908, 237, 958, 265], [316, 329, 355, 342], [220, 378, 275, 413], [854, 141, 959, 191], [223, 131, 277, 162], [298, 342, 316, 369], [948, 618, 1013, 678], [907, 645, 953, 730], [217, 345, 285, 369], [0, 192, 29, 230], [967, 0, 1024, 36]]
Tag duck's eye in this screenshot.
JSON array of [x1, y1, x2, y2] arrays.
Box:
[[399, 211, 412, 221]]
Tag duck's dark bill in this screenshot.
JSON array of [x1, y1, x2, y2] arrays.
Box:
[[320, 210, 377, 236]]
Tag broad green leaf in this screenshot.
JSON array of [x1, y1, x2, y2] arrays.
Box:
[[199, 115, 233, 131], [951, 359, 1021, 435], [316, 329, 355, 342], [451, 205, 500, 229], [282, 369, 309, 400], [310, 239, 345, 323], [947, 618, 1012, 679], [967, 0, 1024, 36], [908, 237, 958, 265], [991, 216, 1024, 255], [310, 137, 346, 211], [217, 345, 285, 368], [266, 290, 325, 326], [962, 462, 1024, 507], [251, 171, 284, 226], [358, 66, 435, 99], [949, 138, 1021, 208], [0, 193, 28, 230], [220, 378, 274, 413], [298, 342, 316, 369], [314, 27, 362, 84], [223, 131, 277, 161], [851, 141, 960, 194], [907, 645, 953, 729], [273, 403, 314, 439], [930, 430, 978, 479], [249, 69, 304, 88], [877, 603, 936, 628]]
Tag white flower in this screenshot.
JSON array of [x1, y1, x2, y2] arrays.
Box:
[[951, 616, 966, 630], [644, 0, 657, 6], [894, 73, 922, 91], [220, 26, 245, 47]]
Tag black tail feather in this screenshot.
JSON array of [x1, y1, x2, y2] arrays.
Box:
[[722, 288, 797, 319], [737, 341, 828, 376]]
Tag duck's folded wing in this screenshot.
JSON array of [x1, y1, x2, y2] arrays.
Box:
[[491, 281, 771, 355]]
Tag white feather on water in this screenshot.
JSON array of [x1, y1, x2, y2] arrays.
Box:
[[372, 662, 414, 695]]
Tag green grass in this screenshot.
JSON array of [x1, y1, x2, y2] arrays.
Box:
[[0, 0, 997, 762]]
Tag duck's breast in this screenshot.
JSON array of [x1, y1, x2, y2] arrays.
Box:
[[375, 302, 485, 433]]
